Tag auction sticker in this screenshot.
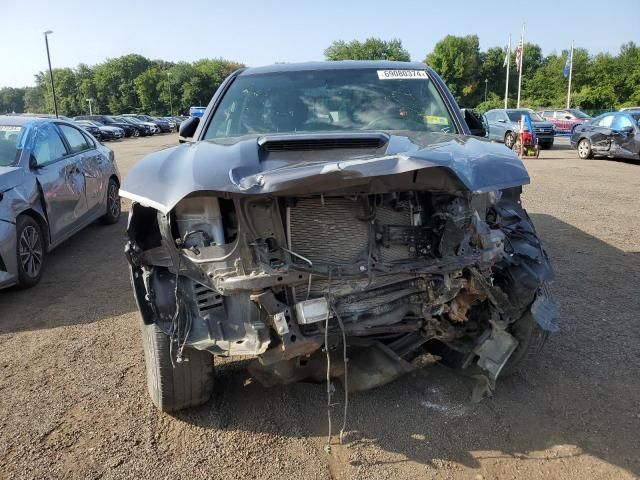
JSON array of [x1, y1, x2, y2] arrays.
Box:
[[0, 126, 21, 131], [377, 70, 429, 80]]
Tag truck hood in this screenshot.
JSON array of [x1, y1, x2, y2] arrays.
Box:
[[121, 132, 530, 214]]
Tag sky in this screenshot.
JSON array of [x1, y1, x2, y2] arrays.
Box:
[[1, 0, 638, 88]]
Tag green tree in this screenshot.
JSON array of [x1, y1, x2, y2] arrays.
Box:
[[0, 87, 26, 113], [134, 67, 165, 115], [93, 54, 151, 113], [324, 38, 410, 61], [425, 35, 482, 105], [23, 85, 46, 113]]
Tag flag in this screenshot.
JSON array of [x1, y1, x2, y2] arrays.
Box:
[[515, 37, 524, 72], [564, 47, 573, 78], [503, 45, 510, 67]]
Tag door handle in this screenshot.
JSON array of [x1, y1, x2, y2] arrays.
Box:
[[66, 165, 81, 175]]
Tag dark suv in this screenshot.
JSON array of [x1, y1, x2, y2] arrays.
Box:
[[75, 115, 138, 137]]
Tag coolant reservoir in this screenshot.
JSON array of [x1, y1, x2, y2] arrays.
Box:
[[174, 196, 225, 246]]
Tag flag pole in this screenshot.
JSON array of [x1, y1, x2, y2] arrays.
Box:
[[566, 40, 574, 109], [504, 34, 511, 109], [516, 23, 525, 108]]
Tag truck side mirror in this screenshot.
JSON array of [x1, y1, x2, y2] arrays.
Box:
[[179, 117, 199, 143]]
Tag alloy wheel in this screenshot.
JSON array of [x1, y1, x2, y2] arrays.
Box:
[[19, 225, 43, 279], [578, 140, 590, 159], [108, 182, 121, 218]]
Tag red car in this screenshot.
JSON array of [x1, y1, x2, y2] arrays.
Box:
[[538, 108, 591, 134]]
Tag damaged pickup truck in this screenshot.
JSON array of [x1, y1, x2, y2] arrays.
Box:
[[121, 61, 556, 412]]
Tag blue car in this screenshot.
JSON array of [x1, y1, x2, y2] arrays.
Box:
[[485, 109, 556, 150], [189, 106, 206, 118], [0, 115, 121, 289]]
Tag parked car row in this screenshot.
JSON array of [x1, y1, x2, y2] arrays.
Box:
[[72, 114, 186, 142]]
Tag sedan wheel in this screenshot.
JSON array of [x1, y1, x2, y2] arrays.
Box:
[[99, 178, 121, 225], [578, 138, 593, 159], [504, 132, 516, 149], [16, 216, 45, 288], [133, 129, 140, 137]]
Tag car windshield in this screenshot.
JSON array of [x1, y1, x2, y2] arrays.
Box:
[[204, 68, 456, 139], [631, 113, 640, 124], [507, 111, 544, 122], [567, 109, 590, 119], [0, 125, 26, 167]]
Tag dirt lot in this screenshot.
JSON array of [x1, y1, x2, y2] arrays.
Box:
[[1, 134, 639, 480]]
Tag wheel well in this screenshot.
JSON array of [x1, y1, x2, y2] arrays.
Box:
[[17, 209, 50, 250], [110, 175, 120, 187]]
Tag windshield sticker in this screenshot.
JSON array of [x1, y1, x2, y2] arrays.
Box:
[[424, 115, 449, 125], [377, 70, 429, 80], [0, 126, 21, 132]]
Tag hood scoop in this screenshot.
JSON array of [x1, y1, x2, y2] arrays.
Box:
[[258, 132, 389, 152]]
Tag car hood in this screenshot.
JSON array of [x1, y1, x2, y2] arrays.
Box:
[[0, 166, 26, 192], [100, 126, 122, 132], [531, 121, 554, 128], [120, 132, 530, 214]]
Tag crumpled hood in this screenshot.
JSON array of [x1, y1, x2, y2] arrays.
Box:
[[0, 166, 26, 192], [120, 132, 530, 214]]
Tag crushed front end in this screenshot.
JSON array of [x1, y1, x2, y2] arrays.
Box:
[[125, 183, 555, 394]]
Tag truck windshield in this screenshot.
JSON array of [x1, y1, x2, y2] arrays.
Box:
[[204, 68, 456, 139], [0, 126, 25, 167]]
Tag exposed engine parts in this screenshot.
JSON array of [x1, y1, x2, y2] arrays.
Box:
[[126, 185, 555, 400]]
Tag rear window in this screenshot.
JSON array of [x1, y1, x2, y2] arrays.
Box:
[[0, 125, 26, 167]]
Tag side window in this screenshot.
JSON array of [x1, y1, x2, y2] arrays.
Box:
[[59, 125, 90, 154], [32, 123, 68, 166], [82, 130, 96, 148], [612, 115, 633, 130], [542, 111, 552, 118], [485, 111, 495, 121], [598, 115, 615, 128]]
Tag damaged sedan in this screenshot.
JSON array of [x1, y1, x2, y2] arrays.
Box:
[[0, 115, 121, 289], [121, 61, 555, 412]]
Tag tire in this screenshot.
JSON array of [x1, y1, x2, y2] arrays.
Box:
[[141, 320, 214, 412], [99, 178, 121, 225], [577, 138, 593, 159], [504, 131, 515, 149], [15, 215, 45, 289], [500, 309, 549, 376], [133, 129, 140, 138]]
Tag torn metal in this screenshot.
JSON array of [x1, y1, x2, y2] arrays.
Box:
[[122, 131, 555, 394]]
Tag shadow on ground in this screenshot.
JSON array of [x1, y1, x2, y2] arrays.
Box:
[[0, 214, 134, 333], [174, 213, 640, 476]]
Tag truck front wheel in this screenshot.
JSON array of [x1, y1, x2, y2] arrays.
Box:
[[141, 320, 214, 412]]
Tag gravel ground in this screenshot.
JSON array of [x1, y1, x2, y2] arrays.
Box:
[[1, 135, 639, 480]]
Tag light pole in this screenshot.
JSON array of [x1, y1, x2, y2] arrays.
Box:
[[43, 30, 58, 118], [167, 72, 173, 116], [86, 98, 93, 115], [484, 78, 488, 102]]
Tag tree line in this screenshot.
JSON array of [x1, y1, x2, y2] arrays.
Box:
[[0, 55, 243, 117], [1, 36, 638, 117]]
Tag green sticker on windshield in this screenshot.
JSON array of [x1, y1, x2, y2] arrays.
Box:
[[424, 115, 449, 125]]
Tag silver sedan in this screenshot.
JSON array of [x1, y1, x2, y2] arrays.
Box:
[[0, 115, 121, 289]]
